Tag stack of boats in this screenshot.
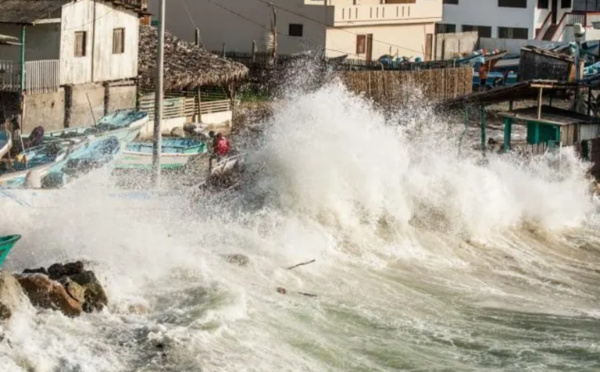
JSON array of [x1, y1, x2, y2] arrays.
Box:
[[0, 110, 213, 189], [0, 109, 149, 188]]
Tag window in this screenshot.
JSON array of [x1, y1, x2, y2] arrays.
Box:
[[74, 31, 87, 57], [436, 23, 456, 34], [561, 0, 571, 8], [498, 0, 527, 8], [356, 34, 366, 54], [443, 0, 459, 4], [112, 28, 125, 54], [462, 25, 492, 38], [498, 26, 529, 39], [537, 0, 548, 8], [288, 24, 303, 37]]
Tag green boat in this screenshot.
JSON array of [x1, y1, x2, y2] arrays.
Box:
[[0, 235, 20, 268], [115, 138, 207, 170]]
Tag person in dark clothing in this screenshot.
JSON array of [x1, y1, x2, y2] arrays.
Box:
[[25, 126, 44, 149]]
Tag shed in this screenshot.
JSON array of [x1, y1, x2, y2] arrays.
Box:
[[518, 46, 582, 83], [498, 105, 600, 155], [136, 25, 248, 135]]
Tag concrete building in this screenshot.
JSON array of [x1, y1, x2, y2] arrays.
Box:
[[0, 0, 146, 132], [148, 0, 443, 61], [439, 0, 600, 42]]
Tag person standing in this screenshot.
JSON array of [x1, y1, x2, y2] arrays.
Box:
[[479, 64, 489, 92]]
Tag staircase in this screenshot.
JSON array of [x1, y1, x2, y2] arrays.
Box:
[[542, 24, 559, 41]]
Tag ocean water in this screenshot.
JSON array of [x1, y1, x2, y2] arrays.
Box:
[[1, 83, 600, 372]]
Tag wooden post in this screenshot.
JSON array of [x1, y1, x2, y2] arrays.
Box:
[[196, 87, 202, 123], [537, 87, 543, 119], [103, 81, 110, 116], [503, 118, 512, 153], [64, 85, 73, 128], [222, 43, 226, 58], [588, 85, 592, 116], [480, 105, 486, 155], [195, 28, 201, 47], [251, 40, 257, 63]]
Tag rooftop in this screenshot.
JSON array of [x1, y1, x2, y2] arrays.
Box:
[[0, 0, 147, 24], [137, 25, 248, 91], [497, 105, 600, 126]]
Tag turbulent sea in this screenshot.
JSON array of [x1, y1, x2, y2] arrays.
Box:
[[2, 83, 600, 372]]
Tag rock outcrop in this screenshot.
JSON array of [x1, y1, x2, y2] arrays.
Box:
[[16, 274, 83, 317], [0, 272, 28, 321], [17, 262, 108, 317]]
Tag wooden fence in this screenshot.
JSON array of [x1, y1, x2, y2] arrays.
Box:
[[139, 91, 232, 121], [340, 66, 473, 106]]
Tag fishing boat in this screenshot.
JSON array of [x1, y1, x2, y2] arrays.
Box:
[[115, 138, 207, 170], [0, 138, 86, 188], [0, 130, 11, 159], [0, 235, 21, 268], [23, 109, 148, 148]]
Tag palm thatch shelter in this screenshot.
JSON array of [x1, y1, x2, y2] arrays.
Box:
[[138, 25, 247, 94], [136, 25, 248, 135]]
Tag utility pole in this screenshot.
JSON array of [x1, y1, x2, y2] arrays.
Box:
[[152, 0, 166, 186]]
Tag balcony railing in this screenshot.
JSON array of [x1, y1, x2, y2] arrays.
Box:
[[0, 60, 60, 93], [332, 0, 442, 26]]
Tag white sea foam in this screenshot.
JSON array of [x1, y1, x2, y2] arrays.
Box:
[[1, 82, 599, 371]]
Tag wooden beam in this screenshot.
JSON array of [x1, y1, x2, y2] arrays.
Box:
[[537, 87, 543, 119]]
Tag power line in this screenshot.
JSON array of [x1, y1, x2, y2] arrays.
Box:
[[202, 0, 368, 58], [251, 0, 427, 56], [181, 0, 203, 46]]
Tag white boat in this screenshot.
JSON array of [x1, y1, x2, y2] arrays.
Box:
[[22, 109, 148, 149], [115, 138, 207, 170], [0, 130, 11, 159], [0, 138, 86, 188]]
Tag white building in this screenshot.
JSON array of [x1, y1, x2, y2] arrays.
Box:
[[439, 0, 600, 42], [0, 0, 145, 131], [148, 0, 443, 61]]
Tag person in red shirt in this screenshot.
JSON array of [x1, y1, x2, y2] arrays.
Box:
[[208, 132, 230, 172], [215, 133, 230, 158]]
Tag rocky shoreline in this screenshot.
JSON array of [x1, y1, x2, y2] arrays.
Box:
[[0, 261, 108, 320]]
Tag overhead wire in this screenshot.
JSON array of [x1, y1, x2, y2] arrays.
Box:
[[251, 0, 428, 56], [202, 0, 370, 58]]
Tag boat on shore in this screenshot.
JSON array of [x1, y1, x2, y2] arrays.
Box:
[[0, 235, 21, 268], [23, 109, 148, 148], [115, 138, 207, 171], [0, 138, 87, 188], [0, 130, 11, 159]]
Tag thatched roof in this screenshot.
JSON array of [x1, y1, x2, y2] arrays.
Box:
[[0, 0, 69, 24], [138, 25, 248, 91]]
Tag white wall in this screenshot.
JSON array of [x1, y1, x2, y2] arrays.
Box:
[[149, 0, 327, 55], [326, 22, 436, 60], [60, 0, 139, 85], [443, 0, 537, 39]]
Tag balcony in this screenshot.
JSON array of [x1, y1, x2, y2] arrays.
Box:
[[329, 0, 442, 27]]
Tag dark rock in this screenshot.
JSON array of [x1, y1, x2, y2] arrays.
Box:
[[220, 254, 250, 267], [276, 287, 287, 295], [16, 274, 82, 317], [22, 267, 48, 276], [69, 271, 108, 312], [48, 261, 85, 280], [58, 277, 86, 304]]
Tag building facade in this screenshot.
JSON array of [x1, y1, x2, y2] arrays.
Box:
[[148, 0, 443, 61], [0, 0, 145, 132], [439, 0, 600, 42]]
